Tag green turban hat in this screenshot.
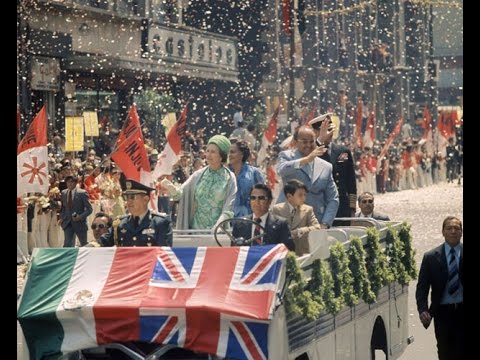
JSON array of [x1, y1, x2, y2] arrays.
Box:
[[207, 135, 231, 162]]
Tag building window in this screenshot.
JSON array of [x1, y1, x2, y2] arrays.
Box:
[[75, 90, 121, 129], [116, 0, 145, 17]]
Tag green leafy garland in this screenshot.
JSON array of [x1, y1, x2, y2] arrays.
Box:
[[284, 252, 323, 321], [385, 226, 408, 285], [330, 242, 357, 309], [348, 236, 376, 304], [364, 227, 390, 296], [398, 222, 418, 280], [284, 224, 415, 318]]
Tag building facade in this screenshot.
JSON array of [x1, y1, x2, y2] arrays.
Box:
[[17, 0, 239, 139], [258, 0, 453, 140]]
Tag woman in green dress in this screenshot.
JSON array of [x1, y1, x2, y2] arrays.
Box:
[[162, 135, 237, 230]]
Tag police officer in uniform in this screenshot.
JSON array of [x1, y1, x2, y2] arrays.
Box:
[[309, 113, 357, 217], [98, 179, 172, 247]]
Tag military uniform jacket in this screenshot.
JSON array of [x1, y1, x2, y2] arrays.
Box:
[[320, 143, 357, 217], [99, 211, 173, 247]]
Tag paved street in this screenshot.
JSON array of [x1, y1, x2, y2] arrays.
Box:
[[17, 182, 463, 359], [374, 182, 463, 360]]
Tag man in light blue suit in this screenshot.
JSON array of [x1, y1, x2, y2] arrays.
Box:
[[277, 126, 339, 228]]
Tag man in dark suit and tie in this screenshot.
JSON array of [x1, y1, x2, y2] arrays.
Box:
[[232, 184, 295, 251], [60, 175, 93, 247], [416, 216, 463, 360], [99, 179, 172, 247]]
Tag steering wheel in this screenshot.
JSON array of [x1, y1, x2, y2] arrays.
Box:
[[213, 217, 266, 247]]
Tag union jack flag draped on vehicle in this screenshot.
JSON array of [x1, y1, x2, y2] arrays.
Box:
[[17, 245, 288, 360], [140, 245, 288, 359]]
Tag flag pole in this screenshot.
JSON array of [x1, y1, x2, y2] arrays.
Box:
[[287, 0, 296, 125]]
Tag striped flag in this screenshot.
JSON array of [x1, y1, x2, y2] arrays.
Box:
[[18, 245, 287, 360], [152, 103, 188, 179]]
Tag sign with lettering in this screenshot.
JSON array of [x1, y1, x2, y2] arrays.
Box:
[[144, 25, 237, 71], [65, 117, 84, 152], [83, 111, 99, 137], [31, 57, 61, 92]]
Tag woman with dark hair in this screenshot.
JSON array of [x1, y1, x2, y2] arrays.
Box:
[[229, 139, 265, 217], [162, 135, 237, 230]]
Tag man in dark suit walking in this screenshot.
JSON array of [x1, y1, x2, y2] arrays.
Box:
[[309, 113, 357, 217], [416, 216, 463, 360], [60, 175, 93, 247], [232, 184, 295, 251]]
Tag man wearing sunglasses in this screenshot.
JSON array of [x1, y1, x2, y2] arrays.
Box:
[[355, 192, 390, 220], [91, 212, 112, 241], [232, 184, 295, 251], [98, 179, 172, 247]]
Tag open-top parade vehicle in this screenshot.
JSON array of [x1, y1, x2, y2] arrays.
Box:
[[17, 217, 415, 360]]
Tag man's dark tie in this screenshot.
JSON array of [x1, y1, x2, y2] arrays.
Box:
[[291, 208, 296, 221], [254, 218, 262, 245], [68, 190, 73, 209], [133, 216, 140, 229], [448, 248, 460, 295]]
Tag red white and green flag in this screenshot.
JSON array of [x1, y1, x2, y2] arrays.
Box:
[[18, 245, 288, 360], [17, 105, 49, 197]]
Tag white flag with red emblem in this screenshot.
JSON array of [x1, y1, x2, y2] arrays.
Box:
[[17, 105, 49, 197]]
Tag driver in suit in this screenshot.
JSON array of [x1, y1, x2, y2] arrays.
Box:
[[232, 183, 295, 251]]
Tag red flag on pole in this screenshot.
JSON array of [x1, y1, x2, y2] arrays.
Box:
[[353, 99, 364, 149], [116, 105, 142, 147], [377, 117, 404, 162], [17, 106, 47, 154], [282, 0, 292, 35], [111, 105, 151, 183], [152, 102, 188, 178], [422, 105, 432, 139], [17, 105, 49, 196], [363, 110, 375, 148]]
